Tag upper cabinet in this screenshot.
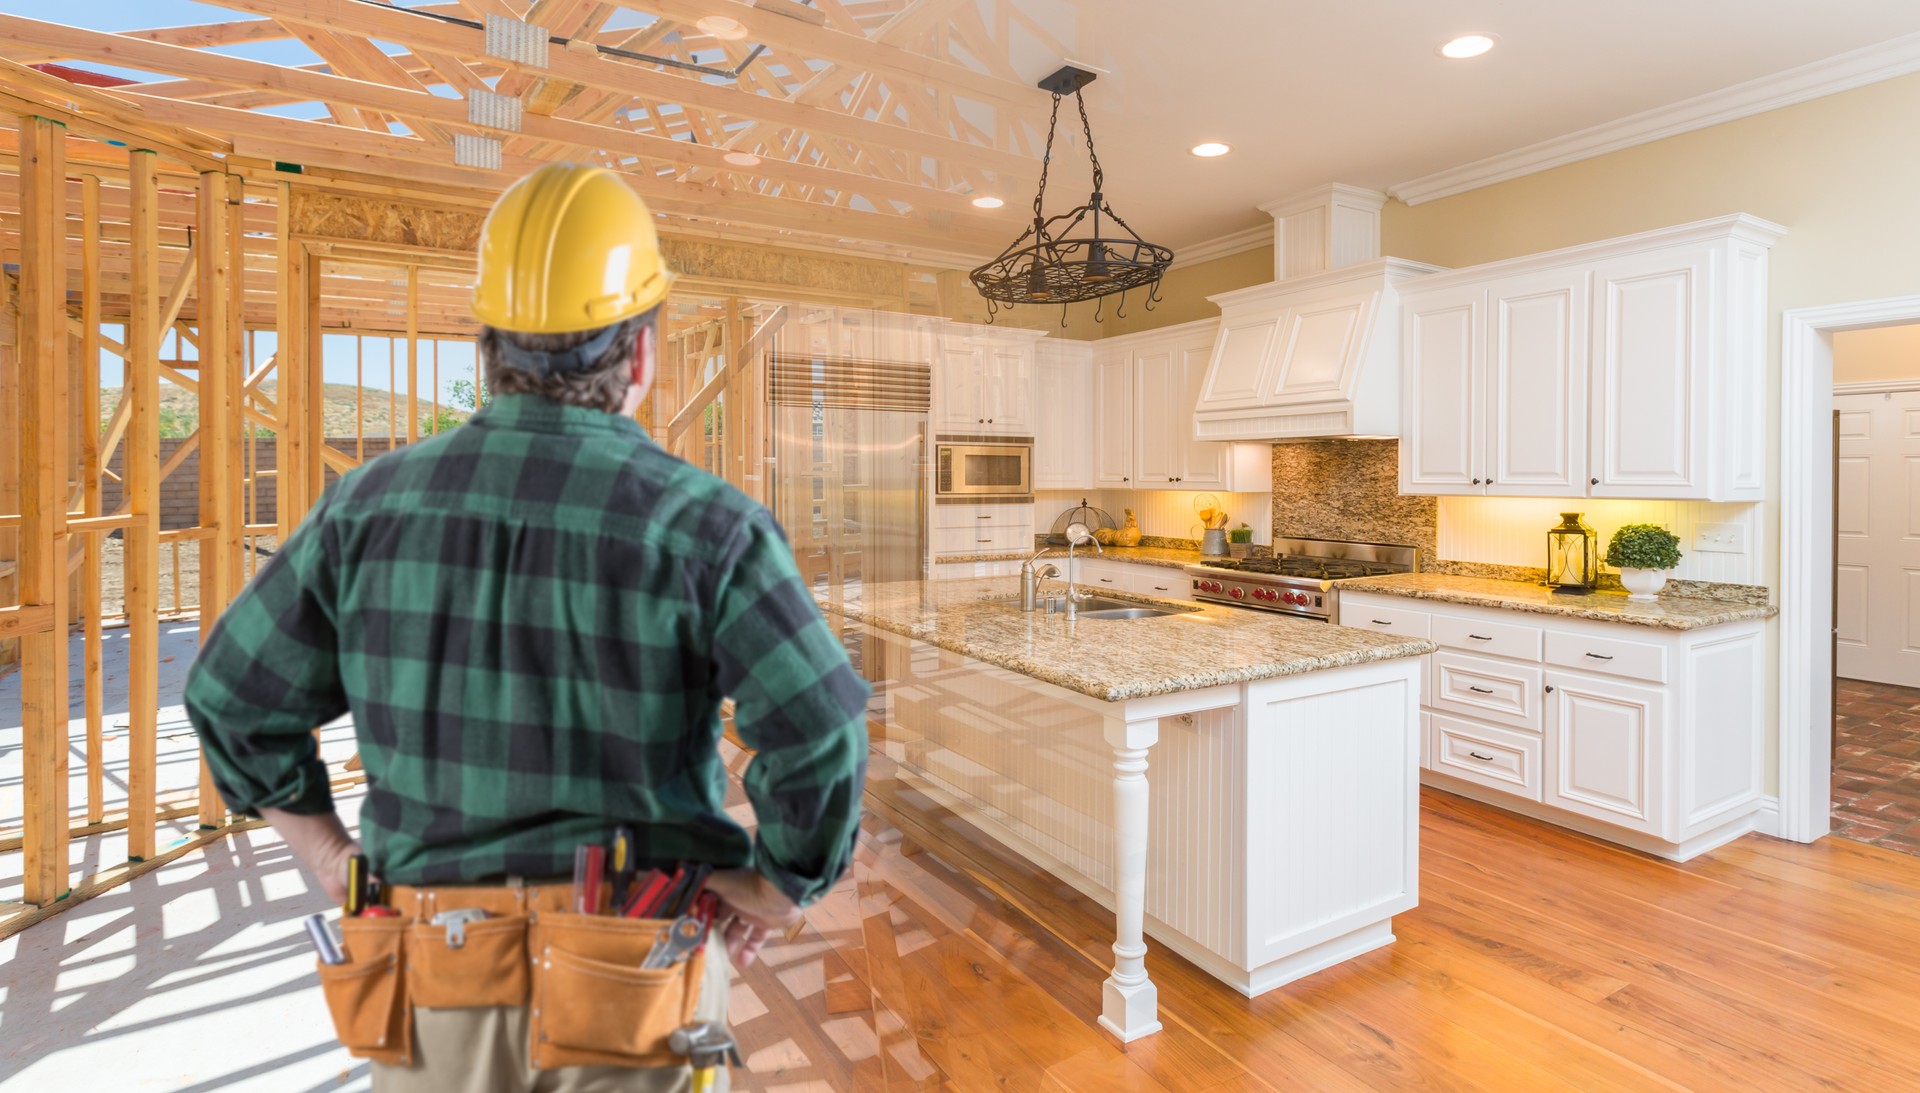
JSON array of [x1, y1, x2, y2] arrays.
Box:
[[1034, 340, 1094, 490], [1095, 322, 1272, 492], [1398, 215, 1783, 502], [1192, 259, 1443, 441], [933, 324, 1043, 437]]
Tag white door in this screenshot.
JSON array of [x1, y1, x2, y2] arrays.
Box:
[[1836, 389, 1920, 686], [1133, 345, 1179, 485], [1543, 670, 1662, 834], [981, 343, 1034, 435], [1399, 284, 1485, 494], [936, 343, 985, 433], [1175, 334, 1231, 489], [1588, 245, 1712, 498], [1488, 269, 1588, 495], [1092, 352, 1134, 487], [1033, 347, 1092, 489]]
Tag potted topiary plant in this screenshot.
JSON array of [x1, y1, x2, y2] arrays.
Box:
[[1605, 523, 1682, 600]]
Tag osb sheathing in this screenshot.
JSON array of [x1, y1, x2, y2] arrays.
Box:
[[290, 189, 484, 252]]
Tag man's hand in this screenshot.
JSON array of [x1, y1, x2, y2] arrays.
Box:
[[260, 807, 362, 906], [704, 868, 802, 969]]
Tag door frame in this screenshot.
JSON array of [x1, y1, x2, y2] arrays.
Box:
[[1779, 295, 1920, 842]]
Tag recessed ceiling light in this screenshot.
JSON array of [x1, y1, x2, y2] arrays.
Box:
[[1439, 33, 1496, 59], [722, 151, 762, 167], [971, 195, 1004, 209], [696, 15, 749, 40], [1190, 142, 1231, 158]]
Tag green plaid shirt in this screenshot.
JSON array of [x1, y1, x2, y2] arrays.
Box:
[[185, 394, 869, 905]]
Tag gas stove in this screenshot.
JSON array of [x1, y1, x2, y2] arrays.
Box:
[[1185, 538, 1419, 620]]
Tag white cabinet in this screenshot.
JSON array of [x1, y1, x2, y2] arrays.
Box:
[[1070, 557, 1199, 602], [1397, 215, 1781, 502], [934, 325, 1040, 437], [1543, 670, 1662, 832], [1400, 268, 1589, 496], [1093, 352, 1134, 487], [1033, 340, 1093, 490], [932, 502, 1032, 558], [1339, 589, 1764, 860], [1096, 322, 1272, 492]]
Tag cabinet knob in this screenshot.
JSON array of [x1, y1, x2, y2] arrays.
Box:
[[1590, 477, 1599, 486], [1123, 477, 1129, 483], [1544, 684, 1556, 693]]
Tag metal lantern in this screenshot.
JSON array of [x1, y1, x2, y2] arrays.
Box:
[[1546, 512, 1599, 593], [969, 66, 1173, 325]]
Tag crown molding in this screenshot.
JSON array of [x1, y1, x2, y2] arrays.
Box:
[[1389, 30, 1920, 206], [1175, 224, 1272, 266], [1834, 379, 1920, 397]]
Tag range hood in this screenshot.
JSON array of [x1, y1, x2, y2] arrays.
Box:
[[1191, 186, 1443, 442]]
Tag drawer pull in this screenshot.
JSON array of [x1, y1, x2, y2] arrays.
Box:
[[977, 538, 992, 543], [1371, 619, 1393, 626], [977, 515, 993, 519], [1584, 652, 1615, 660], [1153, 585, 1170, 592], [1100, 578, 1116, 583], [1468, 633, 1492, 641], [1467, 685, 1494, 694], [1468, 750, 1495, 761]]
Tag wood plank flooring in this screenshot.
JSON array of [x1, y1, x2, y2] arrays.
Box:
[[717, 740, 1920, 1092]]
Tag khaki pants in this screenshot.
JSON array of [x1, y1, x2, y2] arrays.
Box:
[[371, 941, 733, 1093]]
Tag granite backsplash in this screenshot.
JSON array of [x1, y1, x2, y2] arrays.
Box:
[[1270, 440, 1437, 563]]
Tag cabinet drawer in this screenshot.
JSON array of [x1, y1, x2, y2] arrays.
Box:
[[1430, 715, 1542, 801], [1433, 651, 1542, 731], [933, 523, 1030, 555], [1431, 612, 1542, 661], [1340, 602, 1431, 639], [1075, 559, 1134, 591], [1126, 568, 1191, 599], [933, 504, 1029, 529], [1544, 629, 1667, 683]]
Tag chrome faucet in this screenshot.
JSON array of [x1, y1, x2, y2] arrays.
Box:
[[1021, 546, 1060, 611], [1063, 522, 1102, 621]]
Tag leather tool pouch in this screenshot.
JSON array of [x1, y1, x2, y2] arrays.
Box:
[[317, 914, 414, 1066], [526, 911, 706, 1069], [402, 886, 532, 1010]]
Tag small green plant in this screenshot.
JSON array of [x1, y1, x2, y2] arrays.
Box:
[[1605, 524, 1682, 570], [1228, 523, 1253, 544]]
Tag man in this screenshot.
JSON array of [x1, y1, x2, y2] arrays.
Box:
[[185, 164, 870, 1092]]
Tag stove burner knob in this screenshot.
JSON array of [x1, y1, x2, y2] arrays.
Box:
[[1284, 591, 1302, 605], [1262, 589, 1278, 601], [1211, 581, 1224, 593], [1229, 587, 1245, 599]]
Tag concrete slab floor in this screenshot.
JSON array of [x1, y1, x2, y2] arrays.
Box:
[[3, 625, 371, 1090]]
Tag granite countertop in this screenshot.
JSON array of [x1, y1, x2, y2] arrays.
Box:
[[815, 578, 1435, 702], [1340, 573, 1778, 631], [936, 545, 1220, 568]]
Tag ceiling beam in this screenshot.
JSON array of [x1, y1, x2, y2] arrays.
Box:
[[190, 0, 1037, 182]]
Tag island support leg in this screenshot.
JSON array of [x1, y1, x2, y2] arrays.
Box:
[[1098, 714, 1162, 1042]]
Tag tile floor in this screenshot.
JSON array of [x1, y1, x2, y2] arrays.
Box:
[[1832, 677, 1920, 855]]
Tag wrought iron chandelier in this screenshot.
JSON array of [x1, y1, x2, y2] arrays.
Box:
[[970, 66, 1173, 324]]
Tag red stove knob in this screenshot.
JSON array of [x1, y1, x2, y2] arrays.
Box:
[[1284, 591, 1302, 605], [1229, 587, 1245, 599], [1209, 581, 1224, 592], [1261, 589, 1277, 601]]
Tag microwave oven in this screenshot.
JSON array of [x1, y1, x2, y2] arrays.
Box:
[[935, 439, 1032, 501]]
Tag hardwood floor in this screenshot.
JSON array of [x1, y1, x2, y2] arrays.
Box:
[[715, 740, 1920, 1091], [1833, 677, 1920, 854]]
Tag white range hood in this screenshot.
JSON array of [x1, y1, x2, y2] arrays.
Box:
[[1191, 185, 1443, 442]]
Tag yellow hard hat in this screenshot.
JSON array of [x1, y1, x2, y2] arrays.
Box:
[[473, 164, 674, 335]]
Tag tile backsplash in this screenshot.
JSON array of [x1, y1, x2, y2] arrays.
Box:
[[1270, 440, 1437, 561]]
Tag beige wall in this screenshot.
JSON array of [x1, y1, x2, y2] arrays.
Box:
[[1095, 246, 1274, 339], [1834, 323, 1920, 384]]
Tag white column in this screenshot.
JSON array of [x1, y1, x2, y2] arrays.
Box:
[[1098, 714, 1162, 1041]]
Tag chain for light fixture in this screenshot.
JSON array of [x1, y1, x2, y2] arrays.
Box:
[[969, 66, 1173, 324]]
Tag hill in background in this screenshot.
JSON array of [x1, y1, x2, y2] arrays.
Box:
[[99, 382, 471, 439]]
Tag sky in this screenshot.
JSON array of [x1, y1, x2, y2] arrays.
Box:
[[94, 328, 482, 405]]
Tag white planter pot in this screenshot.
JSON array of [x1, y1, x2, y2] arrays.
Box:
[[1617, 567, 1671, 601]]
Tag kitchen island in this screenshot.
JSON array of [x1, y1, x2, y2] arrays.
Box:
[[816, 578, 1434, 1040]]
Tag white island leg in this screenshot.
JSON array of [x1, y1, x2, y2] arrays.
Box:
[[1098, 714, 1162, 1042]]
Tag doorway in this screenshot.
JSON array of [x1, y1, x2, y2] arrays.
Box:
[[1830, 323, 1920, 853]]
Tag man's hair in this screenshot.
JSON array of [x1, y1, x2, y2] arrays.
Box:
[[478, 306, 658, 414]]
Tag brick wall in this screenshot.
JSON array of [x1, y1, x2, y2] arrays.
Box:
[[100, 436, 405, 530]]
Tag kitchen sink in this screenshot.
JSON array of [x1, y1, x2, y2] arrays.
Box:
[[1077, 606, 1182, 621]]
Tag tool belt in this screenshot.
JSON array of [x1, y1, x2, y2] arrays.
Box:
[[315, 881, 707, 1070]]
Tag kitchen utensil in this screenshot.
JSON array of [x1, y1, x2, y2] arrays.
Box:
[[1200, 528, 1229, 556], [1047, 498, 1118, 545], [1192, 493, 1224, 529]]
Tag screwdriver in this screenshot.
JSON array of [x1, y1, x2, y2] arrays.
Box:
[[345, 853, 369, 916], [609, 826, 636, 912]]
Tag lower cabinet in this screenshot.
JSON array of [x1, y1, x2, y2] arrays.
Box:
[[1341, 590, 1762, 861], [1070, 557, 1200, 603]]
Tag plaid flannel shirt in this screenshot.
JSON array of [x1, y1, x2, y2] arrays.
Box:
[[184, 393, 869, 906]]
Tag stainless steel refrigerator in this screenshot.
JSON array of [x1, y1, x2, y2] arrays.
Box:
[[769, 354, 929, 599]]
